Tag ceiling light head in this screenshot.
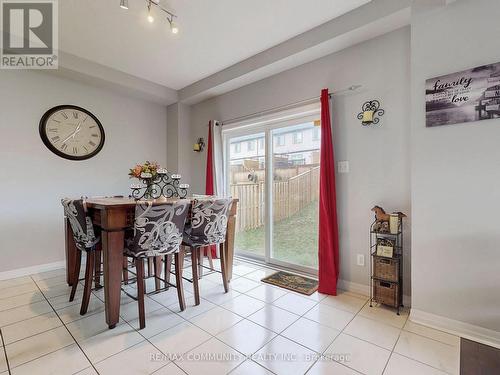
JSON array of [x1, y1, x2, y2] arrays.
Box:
[[119, 0, 128, 10], [147, 1, 154, 22], [170, 21, 179, 34]]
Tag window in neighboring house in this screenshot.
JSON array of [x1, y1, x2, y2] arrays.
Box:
[[258, 138, 265, 149], [312, 127, 320, 141], [233, 142, 241, 153], [276, 135, 285, 146], [290, 153, 305, 165], [247, 140, 255, 151], [293, 132, 303, 144]]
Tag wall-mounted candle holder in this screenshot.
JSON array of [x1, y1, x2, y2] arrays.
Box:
[[193, 137, 205, 152], [357, 100, 385, 126]]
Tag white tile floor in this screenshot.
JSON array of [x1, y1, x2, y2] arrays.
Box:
[[0, 259, 460, 375]]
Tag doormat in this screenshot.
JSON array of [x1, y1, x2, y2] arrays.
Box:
[[261, 271, 318, 295]]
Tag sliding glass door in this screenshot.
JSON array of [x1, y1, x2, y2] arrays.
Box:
[[270, 122, 320, 269], [228, 132, 266, 259], [225, 110, 320, 272]]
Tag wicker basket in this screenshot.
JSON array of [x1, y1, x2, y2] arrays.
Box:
[[373, 280, 399, 307], [373, 256, 399, 282]]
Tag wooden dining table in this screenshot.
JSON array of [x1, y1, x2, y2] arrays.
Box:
[[64, 197, 238, 329]]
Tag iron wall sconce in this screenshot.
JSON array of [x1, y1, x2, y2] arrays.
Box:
[[357, 100, 384, 126], [193, 137, 205, 152]]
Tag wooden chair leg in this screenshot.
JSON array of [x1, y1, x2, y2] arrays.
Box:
[[154, 256, 162, 291], [207, 247, 214, 271], [147, 258, 154, 278], [164, 254, 172, 288], [122, 256, 129, 285], [219, 243, 229, 293], [69, 249, 82, 302], [175, 250, 186, 311], [94, 249, 102, 289], [80, 251, 95, 315], [190, 247, 200, 305], [198, 247, 204, 278], [135, 258, 146, 330]]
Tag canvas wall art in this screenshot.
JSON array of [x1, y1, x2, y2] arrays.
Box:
[[426, 62, 500, 127]]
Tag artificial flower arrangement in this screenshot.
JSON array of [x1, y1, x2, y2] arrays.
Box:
[[128, 161, 160, 180]]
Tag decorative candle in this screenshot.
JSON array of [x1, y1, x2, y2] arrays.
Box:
[[140, 172, 152, 179], [172, 174, 181, 179], [179, 184, 189, 189], [157, 168, 167, 174], [389, 214, 399, 234], [362, 110, 374, 124]]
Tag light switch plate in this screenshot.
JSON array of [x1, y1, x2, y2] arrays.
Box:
[[357, 254, 365, 267], [338, 161, 349, 173]]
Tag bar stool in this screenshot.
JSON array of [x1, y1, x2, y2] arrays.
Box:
[[61, 198, 100, 315], [182, 198, 233, 305], [124, 200, 189, 329]]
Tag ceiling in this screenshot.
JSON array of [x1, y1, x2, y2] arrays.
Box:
[[59, 0, 371, 90]]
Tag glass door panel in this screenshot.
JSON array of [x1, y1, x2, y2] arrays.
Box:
[[270, 122, 320, 269], [228, 132, 266, 259]]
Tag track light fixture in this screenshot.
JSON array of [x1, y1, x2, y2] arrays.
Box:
[[120, 0, 179, 34]]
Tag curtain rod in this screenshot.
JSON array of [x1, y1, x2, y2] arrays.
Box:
[[219, 85, 361, 126]]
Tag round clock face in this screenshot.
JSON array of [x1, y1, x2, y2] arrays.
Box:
[[39, 105, 105, 160]]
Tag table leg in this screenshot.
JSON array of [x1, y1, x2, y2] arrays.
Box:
[[102, 230, 124, 329]]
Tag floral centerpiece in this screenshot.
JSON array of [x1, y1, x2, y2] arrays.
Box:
[[129, 161, 160, 199], [129, 161, 159, 180]]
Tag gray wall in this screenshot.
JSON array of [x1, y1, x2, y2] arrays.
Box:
[[411, 0, 500, 331], [182, 28, 412, 295], [0, 70, 167, 273], [166, 102, 194, 185]]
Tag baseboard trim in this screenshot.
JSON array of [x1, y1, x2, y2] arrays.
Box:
[[0, 261, 66, 281], [338, 279, 411, 307], [338, 279, 369, 296], [410, 308, 500, 349]]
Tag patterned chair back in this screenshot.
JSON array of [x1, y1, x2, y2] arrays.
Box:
[[186, 198, 233, 247], [61, 198, 98, 251], [125, 200, 190, 258]]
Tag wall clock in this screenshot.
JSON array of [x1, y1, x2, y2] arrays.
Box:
[[39, 105, 105, 161]]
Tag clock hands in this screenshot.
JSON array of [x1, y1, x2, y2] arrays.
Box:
[[61, 122, 82, 144], [72, 122, 82, 139]]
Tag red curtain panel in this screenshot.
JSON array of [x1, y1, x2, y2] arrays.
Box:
[[318, 89, 340, 295], [205, 121, 215, 195], [205, 121, 217, 257]]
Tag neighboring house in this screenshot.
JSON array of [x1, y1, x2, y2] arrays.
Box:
[[230, 122, 320, 166]]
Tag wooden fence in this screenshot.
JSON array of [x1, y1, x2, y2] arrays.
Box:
[[230, 166, 320, 232]]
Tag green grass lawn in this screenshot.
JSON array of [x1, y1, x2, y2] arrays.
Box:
[[235, 200, 319, 268]]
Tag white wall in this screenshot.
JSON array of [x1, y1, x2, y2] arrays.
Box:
[[411, 0, 500, 333], [180, 28, 411, 295], [0, 70, 167, 273]]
